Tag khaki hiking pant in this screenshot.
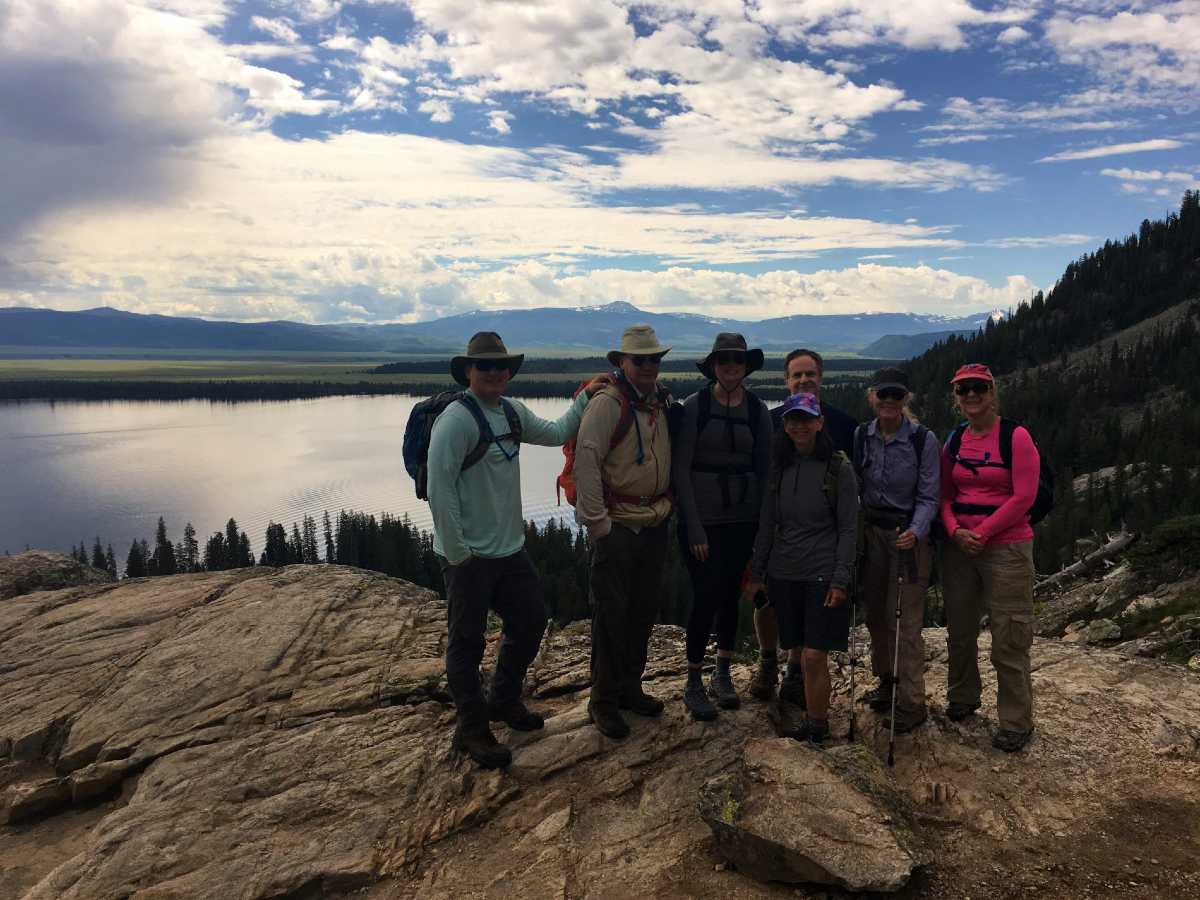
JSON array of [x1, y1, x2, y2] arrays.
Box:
[[942, 540, 1035, 733], [860, 525, 929, 716]]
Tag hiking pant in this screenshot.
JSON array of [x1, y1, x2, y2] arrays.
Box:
[[942, 540, 1035, 733], [442, 550, 547, 732], [860, 525, 929, 716], [589, 521, 669, 710], [684, 521, 757, 664]]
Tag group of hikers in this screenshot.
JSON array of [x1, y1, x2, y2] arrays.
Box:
[[423, 325, 1040, 770]]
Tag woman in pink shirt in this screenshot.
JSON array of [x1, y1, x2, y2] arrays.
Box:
[[939, 363, 1038, 753]]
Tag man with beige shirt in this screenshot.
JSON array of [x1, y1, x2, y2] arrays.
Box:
[[573, 325, 674, 740]]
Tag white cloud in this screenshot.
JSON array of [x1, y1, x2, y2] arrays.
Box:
[[418, 98, 454, 123], [982, 234, 1094, 249], [997, 25, 1030, 44], [1098, 167, 1196, 182], [487, 110, 513, 134], [250, 15, 300, 44], [924, 95, 1134, 138], [1037, 138, 1184, 162], [917, 133, 998, 147], [1045, 3, 1200, 106]]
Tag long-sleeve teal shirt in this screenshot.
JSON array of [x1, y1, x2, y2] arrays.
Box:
[[428, 389, 589, 565]]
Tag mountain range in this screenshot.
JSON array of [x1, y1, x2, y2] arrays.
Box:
[[0, 302, 997, 356]]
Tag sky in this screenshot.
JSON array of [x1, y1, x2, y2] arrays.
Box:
[[1, 1, 1197, 325]]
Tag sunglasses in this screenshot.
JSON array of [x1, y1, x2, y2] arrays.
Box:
[[630, 353, 665, 366], [472, 360, 510, 373], [713, 351, 746, 365], [875, 387, 906, 402], [954, 380, 992, 396]]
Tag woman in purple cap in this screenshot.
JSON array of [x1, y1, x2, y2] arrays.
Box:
[[744, 393, 859, 745]]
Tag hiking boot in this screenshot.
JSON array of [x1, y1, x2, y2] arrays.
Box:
[[708, 671, 741, 710], [747, 661, 778, 701], [488, 698, 545, 731], [778, 671, 806, 709], [884, 707, 928, 735], [790, 718, 829, 747], [861, 679, 896, 712], [946, 702, 980, 722], [619, 689, 665, 718], [452, 726, 512, 769], [587, 703, 630, 740], [683, 678, 718, 722], [992, 728, 1034, 753]]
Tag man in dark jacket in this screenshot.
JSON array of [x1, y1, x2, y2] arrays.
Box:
[[752, 348, 859, 704]]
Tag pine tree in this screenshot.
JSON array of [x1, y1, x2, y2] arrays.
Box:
[[149, 517, 176, 576], [125, 540, 147, 578], [301, 515, 319, 564], [91, 537, 105, 570], [104, 544, 118, 579], [203, 532, 227, 571], [182, 522, 199, 573], [322, 510, 335, 563]]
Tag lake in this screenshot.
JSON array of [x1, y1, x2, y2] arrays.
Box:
[[0, 396, 578, 559]]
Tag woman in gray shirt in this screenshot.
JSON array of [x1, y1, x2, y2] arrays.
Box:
[[673, 334, 772, 721], [745, 392, 858, 745]]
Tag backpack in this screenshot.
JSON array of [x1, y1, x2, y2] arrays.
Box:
[[556, 372, 672, 506], [771, 449, 849, 519], [945, 418, 1055, 525], [690, 385, 765, 508], [403, 391, 522, 501]]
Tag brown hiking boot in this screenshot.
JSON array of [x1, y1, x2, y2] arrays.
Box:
[[860, 678, 896, 712], [588, 702, 630, 740], [452, 726, 512, 769], [488, 698, 545, 731], [778, 671, 806, 709], [619, 689, 665, 718], [747, 660, 778, 700]]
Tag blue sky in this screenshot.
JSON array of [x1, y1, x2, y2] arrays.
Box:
[[1, 0, 1196, 324]]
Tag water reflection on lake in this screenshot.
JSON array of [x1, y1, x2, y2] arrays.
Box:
[[0, 396, 577, 558]]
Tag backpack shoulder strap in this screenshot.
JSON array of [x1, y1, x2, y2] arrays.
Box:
[[499, 398, 522, 445], [746, 388, 763, 432], [457, 393, 494, 470], [852, 424, 866, 477], [609, 378, 637, 449], [910, 424, 928, 460], [946, 421, 968, 459], [695, 384, 712, 436], [823, 451, 847, 514], [998, 418, 1018, 468]]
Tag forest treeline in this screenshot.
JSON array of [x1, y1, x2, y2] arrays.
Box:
[[372, 356, 898, 375], [64, 510, 701, 635]]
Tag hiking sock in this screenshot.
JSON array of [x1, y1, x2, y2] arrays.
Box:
[[715, 657, 732, 676], [686, 666, 704, 687], [760, 649, 777, 668], [786, 661, 802, 681]]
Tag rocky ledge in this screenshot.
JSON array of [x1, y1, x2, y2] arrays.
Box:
[[2, 552, 1199, 899]]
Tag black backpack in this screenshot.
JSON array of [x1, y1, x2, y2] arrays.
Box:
[[690, 385, 765, 508], [402, 391, 522, 501], [945, 418, 1055, 525]]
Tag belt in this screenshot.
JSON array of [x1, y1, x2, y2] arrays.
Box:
[[606, 490, 671, 508], [864, 508, 911, 530], [951, 501, 999, 516]]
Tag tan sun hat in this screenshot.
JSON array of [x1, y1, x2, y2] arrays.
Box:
[[450, 331, 524, 386], [606, 324, 672, 366]]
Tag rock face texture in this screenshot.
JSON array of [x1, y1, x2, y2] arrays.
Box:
[[2, 555, 1199, 899], [699, 740, 921, 892], [0, 551, 113, 602]]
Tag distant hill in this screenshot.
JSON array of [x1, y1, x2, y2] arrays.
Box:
[[859, 329, 977, 358], [0, 302, 997, 356]]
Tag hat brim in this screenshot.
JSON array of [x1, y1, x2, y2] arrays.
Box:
[[450, 353, 524, 387], [782, 409, 821, 419], [949, 372, 994, 384], [607, 345, 671, 367], [872, 381, 909, 393], [697, 347, 764, 381]]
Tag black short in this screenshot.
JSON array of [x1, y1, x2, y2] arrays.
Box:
[[767, 578, 849, 652]]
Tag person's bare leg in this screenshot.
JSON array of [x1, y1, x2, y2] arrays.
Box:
[[753, 604, 779, 652]]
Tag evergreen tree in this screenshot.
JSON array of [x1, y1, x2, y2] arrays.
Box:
[[104, 544, 118, 579], [289, 523, 304, 564], [125, 540, 147, 578], [182, 522, 199, 573], [149, 517, 176, 577], [301, 514, 319, 564], [90, 537, 105, 570], [237, 532, 254, 568], [322, 511, 335, 563], [262, 523, 289, 568], [203, 532, 227, 571]]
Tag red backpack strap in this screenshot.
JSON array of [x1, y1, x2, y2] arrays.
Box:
[[608, 383, 636, 450]]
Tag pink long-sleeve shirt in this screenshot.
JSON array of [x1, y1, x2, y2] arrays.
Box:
[[940, 420, 1038, 545]]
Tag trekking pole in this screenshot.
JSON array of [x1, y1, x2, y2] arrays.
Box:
[[847, 592, 857, 741], [887, 529, 903, 768]]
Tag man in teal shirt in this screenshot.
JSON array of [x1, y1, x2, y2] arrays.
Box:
[[428, 332, 607, 769]]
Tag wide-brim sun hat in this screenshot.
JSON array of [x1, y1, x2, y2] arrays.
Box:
[[450, 331, 525, 387], [949, 363, 995, 384], [606, 324, 672, 367], [779, 392, 821, 418], [696, 332, 765, 380]]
